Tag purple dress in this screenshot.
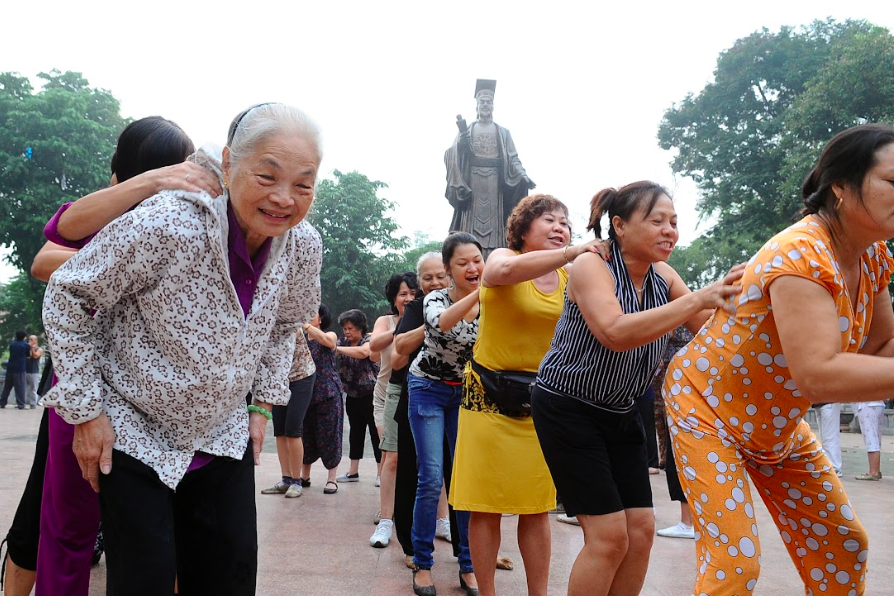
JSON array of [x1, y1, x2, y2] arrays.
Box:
[[301, 338, 344, 469]]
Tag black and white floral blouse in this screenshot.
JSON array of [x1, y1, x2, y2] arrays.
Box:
[[408, 289, 479, 383], [42, 177, 322, 489]]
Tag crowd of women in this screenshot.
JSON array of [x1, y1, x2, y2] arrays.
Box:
[[0, 100, 891, 596]]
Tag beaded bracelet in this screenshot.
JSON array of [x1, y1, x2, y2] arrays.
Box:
[[247, 405, 272, 420]]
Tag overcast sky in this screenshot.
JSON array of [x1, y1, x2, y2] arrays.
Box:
[[2, 1, 892, 283]]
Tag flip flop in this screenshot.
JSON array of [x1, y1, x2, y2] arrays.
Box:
[[324, 480, 339, 494]]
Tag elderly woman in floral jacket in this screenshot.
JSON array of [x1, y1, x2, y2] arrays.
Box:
[[42, 103, 322, 596]]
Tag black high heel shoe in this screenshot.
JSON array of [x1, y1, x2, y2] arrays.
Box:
[[412, 568, 437, 596], [459, 571, 479, 596]]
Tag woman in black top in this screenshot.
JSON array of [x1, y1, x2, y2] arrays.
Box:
[[532, 181, 743, 596]]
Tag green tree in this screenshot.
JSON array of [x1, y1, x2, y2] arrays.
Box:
[[309, 170, 409, 324], [0, 272, 45, 340], [392, 231, 442, 277], [0, 70, 126, 272], [0, 70, 127, 330], [659, 20, 894, 276]]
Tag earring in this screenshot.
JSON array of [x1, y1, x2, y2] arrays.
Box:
[[834, 195, 843, 211], [224, 179, 229, 189]]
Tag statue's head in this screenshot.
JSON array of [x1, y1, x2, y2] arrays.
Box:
[[474, 79, 496, 121]]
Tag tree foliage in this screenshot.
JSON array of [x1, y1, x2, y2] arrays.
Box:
[[0, 272, 45, 340], [659, 20, 894, 276], [0, 70, 127, 273], [309, 170, 409, 323]]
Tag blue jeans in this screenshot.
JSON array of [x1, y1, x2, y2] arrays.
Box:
[[407, 374, 472, 573]]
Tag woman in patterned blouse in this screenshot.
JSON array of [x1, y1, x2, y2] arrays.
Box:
[[42, 103, 323, 596], [407, 232, 485, 596]]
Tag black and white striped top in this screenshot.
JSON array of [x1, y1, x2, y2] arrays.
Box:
[[536, 241, 671, 413]]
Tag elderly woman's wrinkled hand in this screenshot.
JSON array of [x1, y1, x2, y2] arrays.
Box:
[[152, 162, 222, 198], [73, 413, 116, 493], [697, 262, 747, 316], [249, 408, 269, 465]]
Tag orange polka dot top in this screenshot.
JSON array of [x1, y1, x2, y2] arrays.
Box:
[[664, 215, 893, 461]]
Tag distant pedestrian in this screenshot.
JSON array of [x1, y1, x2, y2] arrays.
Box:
[[854, 401, 886, 481], [0, 330, 30, 410], [336, 309, 382, 483], [26, 335, 44, 409]]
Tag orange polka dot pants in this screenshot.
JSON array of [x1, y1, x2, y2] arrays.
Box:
[[669, 418, 868, 596]]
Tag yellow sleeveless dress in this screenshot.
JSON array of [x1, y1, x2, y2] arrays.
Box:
[[449, 268, 566, 513]]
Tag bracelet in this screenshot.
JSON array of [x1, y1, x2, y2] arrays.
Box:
[[563, 245, 573, 264], [247, 405, 272, 420]]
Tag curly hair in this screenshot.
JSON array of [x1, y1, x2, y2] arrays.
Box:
[[384, 272, 420, 314], [505, 194, 570, 251], [337, 309, 368, 335]]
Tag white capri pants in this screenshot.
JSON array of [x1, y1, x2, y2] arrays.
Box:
[[856, 401, 885, 452]]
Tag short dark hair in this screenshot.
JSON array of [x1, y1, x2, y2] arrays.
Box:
[[442, 232, 482, 267], [338, 309, 368, 335], [318, 303, 332, 331], [588, 181, 670, 240], [385, 272, 419, 314], [15, 330, 26, 341], [506, 194, 570, 251], [110, 116, 195, 183], [802, 124, 894, 221]]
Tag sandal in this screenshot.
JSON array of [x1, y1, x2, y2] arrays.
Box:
[[855, 472, 882, 481], [324, 480, 339, 494], [495, 555, 514, 571]]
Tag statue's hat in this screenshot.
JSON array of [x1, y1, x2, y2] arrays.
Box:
[[474, 79, 497, 98]]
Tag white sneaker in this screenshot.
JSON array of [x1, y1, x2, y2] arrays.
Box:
[[435, 516, 451, 541], [557, 514, 580, 526], [657, 522, 695, 539], [285, 483, 302, 498], [375, 475, 381, 487], [370, 519, 393, 548]]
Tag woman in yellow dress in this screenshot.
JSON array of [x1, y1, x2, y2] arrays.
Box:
[[451, 194, 601, 596]]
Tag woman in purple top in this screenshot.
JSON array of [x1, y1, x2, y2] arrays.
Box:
[[2, 116, 217, 596]]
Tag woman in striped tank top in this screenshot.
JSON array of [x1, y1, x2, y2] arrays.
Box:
[[531, 181, 744, 596]]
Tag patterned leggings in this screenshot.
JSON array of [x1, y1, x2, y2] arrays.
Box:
[[669, 418, 868, 596]]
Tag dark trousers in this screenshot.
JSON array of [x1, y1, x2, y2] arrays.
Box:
[[665, 429, 687, 503], [3, 361, 55, 569], [345, 391, 381, 463], [0, 371, 27, 408], [98, 445, 257, 596], [394, 384, 417, 556], [636, 386, 659, 468], [3, 408, 49, 570]]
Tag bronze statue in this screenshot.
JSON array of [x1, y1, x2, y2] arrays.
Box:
[[444, 79, 535, 257]]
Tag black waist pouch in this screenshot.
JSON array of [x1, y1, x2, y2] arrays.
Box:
[[470, 359, 537, 417]]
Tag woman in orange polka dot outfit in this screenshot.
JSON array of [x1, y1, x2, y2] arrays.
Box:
[[663, 124, 894, 596]]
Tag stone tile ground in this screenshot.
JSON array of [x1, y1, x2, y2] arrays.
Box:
[[1, 408, 891, 595]]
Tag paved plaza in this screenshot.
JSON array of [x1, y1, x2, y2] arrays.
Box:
[[1, 407, 891, 596]]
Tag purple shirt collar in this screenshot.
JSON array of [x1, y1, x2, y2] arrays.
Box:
[[226, 201, 272, 318]]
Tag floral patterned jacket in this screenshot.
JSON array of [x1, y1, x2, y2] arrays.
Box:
[[42, 186, 322, 489]]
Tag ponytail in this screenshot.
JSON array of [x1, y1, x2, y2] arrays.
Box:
[[587, 181, 669, 241]]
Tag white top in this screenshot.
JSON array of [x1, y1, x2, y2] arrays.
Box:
[[43, 181, 321, 489]]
